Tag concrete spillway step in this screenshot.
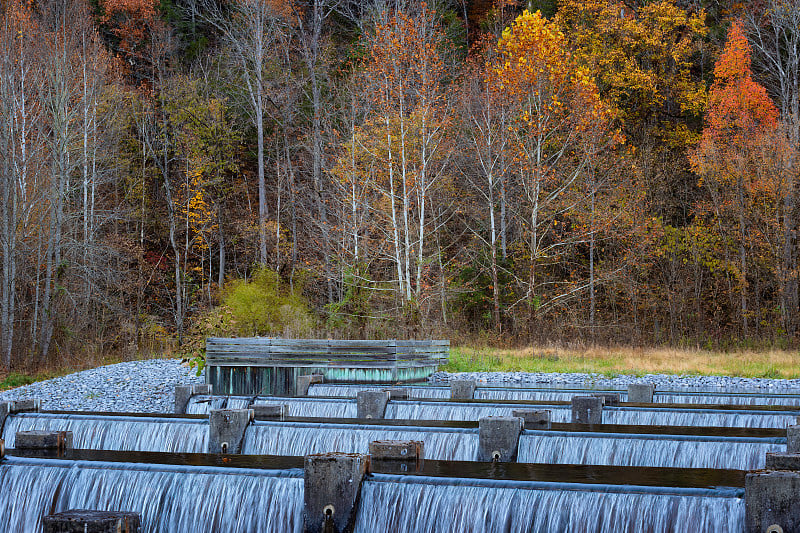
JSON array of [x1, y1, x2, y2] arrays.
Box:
[[0, 448, 748, 532], [185, 394, 800, 428], [308, 383, 800, 406], [2, 411, 786, 470]]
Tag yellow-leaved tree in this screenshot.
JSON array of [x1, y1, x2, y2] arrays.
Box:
[[491, 10, 620, 326]]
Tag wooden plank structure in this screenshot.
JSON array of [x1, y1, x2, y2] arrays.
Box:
[[205, 338, 449, 396]]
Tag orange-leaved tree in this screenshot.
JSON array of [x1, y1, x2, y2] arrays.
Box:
[[692, 20, 789, 337]]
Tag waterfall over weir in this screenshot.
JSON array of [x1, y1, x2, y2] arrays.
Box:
[[260, 397, 357, 418], [309, 383, 800, 406], [242, 421, 478, 461], [601, 407, 796, 428], [191, 395, 797, 427], [387, 401, 796, 428], [1, 413, 208, 453], [353, 476, 744, 533], [0, 454, 746, 533], [517, 432, 782, 470], [245, 396, 795, 428], [239, 420, 779, 469], [0, 456, 303, 533], [185, 395, 227, 414], [186, 395, 359, 418]]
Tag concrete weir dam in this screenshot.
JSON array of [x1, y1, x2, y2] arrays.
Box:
[[2, 377, 800, 531]]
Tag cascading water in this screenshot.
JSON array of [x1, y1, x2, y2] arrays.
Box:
[[387, 401, 795, 428], [601, 407, 796, 429], [386, 401, 520, 421], [352, 476, 744, 532], [226, 397, 254, 409], [308, 384, 446, 399], [478, 389, 800, 406], [241, 421, 478, 461], [0, 457, 302, 533], [186, 395, 358, 417], [517, 432, 783, 470], [657, 393, 800, 407], [309, 383, 800, 406], [2, 413, 207, 453], [185, 395, 228, 414], [257, 397, 357, 418]]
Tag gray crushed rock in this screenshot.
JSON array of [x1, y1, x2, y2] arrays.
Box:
[[0, 359, 204, 413], [430, 371, 800, 393]]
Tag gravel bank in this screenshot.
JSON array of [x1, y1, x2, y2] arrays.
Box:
[[3, 359, 800, 413], [430, 371, 800, 392], [0, 359, 204, 413]]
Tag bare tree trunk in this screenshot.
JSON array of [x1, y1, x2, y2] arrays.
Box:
[[306, 0, 334, 304], [589, 187, 596, 333], [490, 181, 501, 332], [386, 126, 404, 298], [217, 203, 225, 289], [738, 177, 748, 337], [257, 85, 268, 265], [162, 128, 183, 344]]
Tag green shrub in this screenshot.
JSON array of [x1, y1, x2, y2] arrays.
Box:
[[184, 268, 314, 374], [0, 373, 37, 391], [224, 269, 313, 336]]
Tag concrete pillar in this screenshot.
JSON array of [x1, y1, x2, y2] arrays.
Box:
[[512, 409, 551, 430], [591, 393, 620, 406], [252, 403, 288, 420], [208, 409, 253, 454], [745, 471, 800, 533], [450, 379, 476, 400], [297, 374, 323, 397], [174, 385, 192, 414], [356, 391, 390, 419], [194, 384, 212, 395], [766, 452, 800, 471], [12, 399, 41, 412], [175, 384, 213, 414], [384, 388, 408, 400], [304, 453, 369, 533], [477, 416, 524, 462], [0, 402, 9, 435], [15, 430, 73, 451], [787, 425, 800, 453], [43, 510, 141, 533], [571, 396, 603, 424], [0, 400, 34, 436], [627, 383, 655, 403]]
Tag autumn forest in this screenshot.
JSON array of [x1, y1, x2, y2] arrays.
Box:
[[0, 0, 798, 369]]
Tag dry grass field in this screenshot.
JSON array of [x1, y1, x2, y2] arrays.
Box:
[[444, 345, 800, 378]]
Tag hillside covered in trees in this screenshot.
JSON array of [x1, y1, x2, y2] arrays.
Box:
[[0, 0, 798, 369]]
